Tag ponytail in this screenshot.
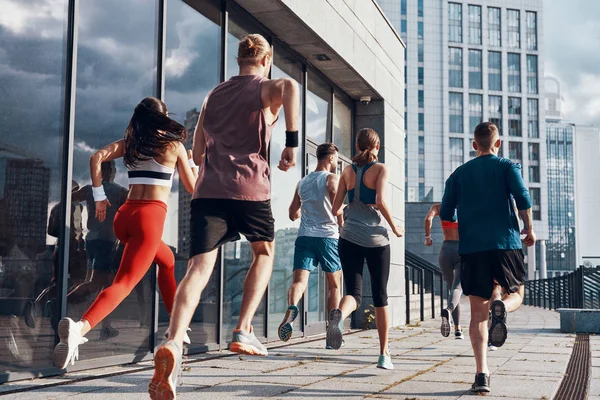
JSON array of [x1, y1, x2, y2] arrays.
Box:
[[352, 149, 378, 167], [352, 128, 380, 167]]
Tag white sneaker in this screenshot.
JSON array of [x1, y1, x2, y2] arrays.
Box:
[[53, 318, 88, 369], [164, 327, 191, 345]]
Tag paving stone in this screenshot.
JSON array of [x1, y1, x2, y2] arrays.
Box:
[[379, 380, 469, 399]]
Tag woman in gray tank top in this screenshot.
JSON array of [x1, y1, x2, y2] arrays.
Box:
[[326, 128, 403, 370]]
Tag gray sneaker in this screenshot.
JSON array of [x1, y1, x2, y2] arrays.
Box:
[[149, 341, 182, 400], [230, 326, 268, 356], [326, 309, 343, 350]]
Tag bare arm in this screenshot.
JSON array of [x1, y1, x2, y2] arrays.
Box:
[[267, 78, 300, 172], [89, 139, 125, 222], [519, 208, 536, 247], [176, 144, 198, 195], [424, 204, 440, 246], [375, 165, 403, 237], [326, 174, 344, 226], [192, 101, 207, 167], [332, 168, 349, 217], [289, 184, 301, 221]]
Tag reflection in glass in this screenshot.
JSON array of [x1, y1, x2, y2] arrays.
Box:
[[307, 73, 332, 144], [449, 93, 463, 133], [449, 138, 464, 171], [488, 7, 501, 47], [67, 0, 158, 362], [488, 51, 502, 91], [448, 3, 462, 43], [468, 50, 482, 90], [333, 94, 352, 158], [164, 0, 221, 347], [0, 0, 67, 373], [469, 94, 483, 134], [489, 95, 503, 135], [448, 47, 462, 88]]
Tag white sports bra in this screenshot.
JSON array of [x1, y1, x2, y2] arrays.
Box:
[[126, 158, 175, 187]]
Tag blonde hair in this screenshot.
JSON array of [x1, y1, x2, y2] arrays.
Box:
[[237, 34, 272, 67], [352, 128, 380, 167]]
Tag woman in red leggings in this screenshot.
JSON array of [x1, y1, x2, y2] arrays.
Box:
[[53, 97, 198, 370]]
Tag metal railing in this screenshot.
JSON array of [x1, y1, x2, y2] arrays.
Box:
[[524, 266, 600, 310], [405, 250, 445, 324]]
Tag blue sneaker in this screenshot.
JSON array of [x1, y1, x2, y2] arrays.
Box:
[[278, 305, 299, 342], [377, 354, 394, 370], [326, 309, 343, 350]]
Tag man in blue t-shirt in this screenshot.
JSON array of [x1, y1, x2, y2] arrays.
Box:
[[441, 122, 536, 394]]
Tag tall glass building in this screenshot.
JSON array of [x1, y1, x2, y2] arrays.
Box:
[[376, 0, 548, 277], [0, 0, 405, 382]]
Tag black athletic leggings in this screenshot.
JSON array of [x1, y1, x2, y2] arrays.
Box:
[[338, 238, 390, 308]]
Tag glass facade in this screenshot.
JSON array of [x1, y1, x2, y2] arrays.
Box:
[[526, 11, 538, 50], [449, 138, 464, 171], [489, 95, 503, 135], [527, 55, 538, 94], [418, 43, 424, 62], [547, 125, 576, 272], [418, 21, 424, 39], [528, 142, 540, 183], [449, 47, 463, 88], [449, 93, 463, 133], [449, 3, 463, 43], [418, 113, 425, 131], [530, 187, 541, 220], [418, 90, 425, 109], [469, 50, 482, 90], [418, 66, 424, 85], [508, 53, 521, 93], [488, 51, 502, 91], [0, 0, 361, 381], [508, 97, 522, 136], [508, 142, 522, 164], [418, 0, 424, 17], [488, 7, 501, 47], [468, 5, 482, 45], [469, 94, 483, 134], [528, 99, 539, 138], [507, 9, 521, 48]]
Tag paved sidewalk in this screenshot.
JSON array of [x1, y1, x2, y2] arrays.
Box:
[[3, 301, 599, 399]]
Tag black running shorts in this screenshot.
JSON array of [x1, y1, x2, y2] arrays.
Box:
[[460, 249, 526, 300], [189, 198, 274, 257]]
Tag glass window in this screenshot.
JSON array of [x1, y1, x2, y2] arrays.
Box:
[[528, 98, 539, 138], [469, 94, 483, 134], [508, 141, 522, 163], [418, 0, 424, 17], [488, 7, 501, 46], [449, 47, 463, 88], [529, 165, 540, 183], [165, 0, 221, 346], [488, 51, 502, 91], [268, 46, 304, 338], [0, 0, 68, 373], [507, 9, 520, 48], [508, 53, 521, 93], [418, 67, 424, 85], [418, 113, 425, 131], [68, 0, 160, 362], [530, 187, 541, 220], [419, 136, 425, 154], [449, 138, 464, 171], [526, 11, 538, 50], [401, 19, 407, 34], [527, 55, 538, 94], [419, 156, 425, 178], [468, 50, 482, 89], [418, 90, 425, 109], [468, 5, 482, 45], [307, 72, 332, 144], [449, 3, 463, 43], [418, 21, 424, 39], [489, 95, 503, 135], [418, 43, 424, 63], [449, 92, 464, 133], [333, 93, 352, 157], [528, 142, 539, 162], [508, 97, 522, 137], [401, 0, 407, 16]]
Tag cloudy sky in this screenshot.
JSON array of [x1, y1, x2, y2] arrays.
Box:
[[545, 0, 600, 126]]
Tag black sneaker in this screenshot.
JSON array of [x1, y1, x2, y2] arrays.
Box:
[[454, 330, 464, 340], [470, 373, 490, 393], [489, 300, 508, 347], [440, 308, 452, 337]]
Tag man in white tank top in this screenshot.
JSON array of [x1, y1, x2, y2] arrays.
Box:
[[278, 143, 343, 348]]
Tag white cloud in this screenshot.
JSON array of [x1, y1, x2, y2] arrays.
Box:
[[75, 141, 96, 153]]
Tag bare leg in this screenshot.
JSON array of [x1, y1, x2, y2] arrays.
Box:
[[287, 269, 310, 307], [375, 306, 390, 355], [166, 249, 219, 346], [236, 241, 275, 332], [338, 295, 357, 320], [469, 295, 490, 375], [502, 285, 524, 313], [325, 270, 342, 313]]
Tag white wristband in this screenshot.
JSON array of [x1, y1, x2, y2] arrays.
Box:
[[92, 185, 107, 202], [188, 158, 198, 169], [424, 236, 431, 239]]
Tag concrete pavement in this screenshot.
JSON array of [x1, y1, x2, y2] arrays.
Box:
[[2, 300, 598, 399]]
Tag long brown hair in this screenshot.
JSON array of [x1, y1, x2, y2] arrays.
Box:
[[352, 128, 380, 167], [123, 97, 187, 168]]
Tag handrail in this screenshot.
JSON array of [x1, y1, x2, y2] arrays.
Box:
[[405, 250, 445, 324]]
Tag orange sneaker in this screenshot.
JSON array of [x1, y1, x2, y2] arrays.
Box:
[[230, 326, 268, 356], [149, 341, 181, 400]]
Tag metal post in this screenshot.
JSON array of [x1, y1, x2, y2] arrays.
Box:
[[439, 273, 444, 316], [419, 268, 425, 322], [430, 271, 435, 319], [405, 266, 410, 324]]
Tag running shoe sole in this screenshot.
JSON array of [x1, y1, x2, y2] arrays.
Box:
[[278, 307, 299, 342], [53, 318, 77, 369], [455, 332, 464, 340], [229, 342, 268, 356], [471, 385, 491, 393], [489, 300, 508, 347], [149, 346, 177, 400], [326, 309, 343, 350], [440, 309, 452, 337]]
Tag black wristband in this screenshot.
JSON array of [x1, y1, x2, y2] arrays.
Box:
[[285, 130, 299, 147]]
